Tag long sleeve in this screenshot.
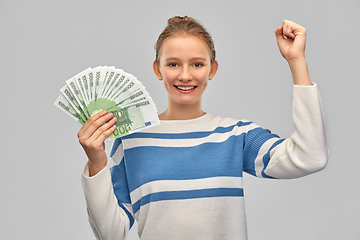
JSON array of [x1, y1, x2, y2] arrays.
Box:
[[244, 84, 328, 178], [263, 83, 328, 178], [79, 83, 328, 240], [81, 163, 130, 240], [242, 83, 328, 179]]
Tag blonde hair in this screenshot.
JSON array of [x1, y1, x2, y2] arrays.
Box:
[[155, 16, 216, 65]]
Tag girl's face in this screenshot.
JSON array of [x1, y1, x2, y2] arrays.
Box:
[[153, 35, 218, 108]]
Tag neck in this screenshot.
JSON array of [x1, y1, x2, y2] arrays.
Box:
[[159, 101, 206, 120]]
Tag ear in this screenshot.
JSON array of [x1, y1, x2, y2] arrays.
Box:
[[208, 60, 218, 80], [153, 60, 163, 81]]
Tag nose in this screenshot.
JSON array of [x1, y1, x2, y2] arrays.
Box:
[[178, 66, 192, 82]]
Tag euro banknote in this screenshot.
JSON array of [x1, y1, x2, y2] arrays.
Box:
[[54, 66, 160, 140]]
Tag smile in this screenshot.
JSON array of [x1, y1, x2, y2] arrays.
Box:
[[175, 86, 196, 90]]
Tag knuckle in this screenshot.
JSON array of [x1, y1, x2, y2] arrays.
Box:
[[87, 115, 95, 122], [101, 132, 108, 139], [88, 142, 95, 148], [78, 137, 86, 146], [89, 141, 100, 150], [91, 121, 100, 129], [88, 111, 102, 122], [98, 123, 107, 132]]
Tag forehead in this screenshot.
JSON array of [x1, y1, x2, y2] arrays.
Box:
[[159, 35, 211, 61]]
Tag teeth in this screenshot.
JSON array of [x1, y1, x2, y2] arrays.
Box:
[[177, 86, 195, 90]]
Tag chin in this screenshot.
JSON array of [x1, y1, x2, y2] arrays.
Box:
[[175, 98, 202, 106]]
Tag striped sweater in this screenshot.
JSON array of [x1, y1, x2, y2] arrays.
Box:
[[82, 84, 328, 240]]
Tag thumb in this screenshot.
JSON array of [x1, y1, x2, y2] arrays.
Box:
[[274, 26, 284, 41]]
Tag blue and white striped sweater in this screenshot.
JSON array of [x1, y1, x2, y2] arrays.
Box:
[[109, 114, 285, 238], [83, 85, 328, 240]]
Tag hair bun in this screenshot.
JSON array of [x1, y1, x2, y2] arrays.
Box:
[[156, 15, 216, 65], [167, 16, 195, 25]]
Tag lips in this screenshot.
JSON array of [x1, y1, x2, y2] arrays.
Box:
[[175, 85, 196, 91]]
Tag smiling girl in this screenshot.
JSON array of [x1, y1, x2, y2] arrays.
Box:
[[79, 16, 328, 240]]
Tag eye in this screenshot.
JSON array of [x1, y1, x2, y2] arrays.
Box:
[[192, 62, 203, 67], [168, 62, 178, 67]]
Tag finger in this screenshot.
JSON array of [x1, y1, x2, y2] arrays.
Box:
[[78, 110, 108, 137], [282, 20, 296, 39], [274, 26, 284, 41], [85, 113, 115, 140], [78, 112, 114, 141], [88, 116, 117, 142], [94, 120, 117, 143]]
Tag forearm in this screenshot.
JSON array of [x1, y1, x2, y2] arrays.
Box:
[[288, 57, 312, 86], [82, 164, 130, 240], [88, 160, 107, 177], [264, 84, 328, 178]]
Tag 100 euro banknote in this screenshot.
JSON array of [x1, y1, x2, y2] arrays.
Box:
[[54, 66, 160, 140]]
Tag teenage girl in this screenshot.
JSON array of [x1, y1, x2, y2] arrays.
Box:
[[79, 16, 328, 240]]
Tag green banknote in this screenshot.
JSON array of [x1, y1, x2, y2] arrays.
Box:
[[54, 66, 160, 140], [54, 94, 85, 124], [60, 85, 87, 122], [66, 77, 91, 119], [108, 100, 160, 140]]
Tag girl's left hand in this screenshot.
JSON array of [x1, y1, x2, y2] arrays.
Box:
[[275, 20, 307, 62]]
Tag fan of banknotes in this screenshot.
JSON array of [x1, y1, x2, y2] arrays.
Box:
[[54, 66, 160, 140]]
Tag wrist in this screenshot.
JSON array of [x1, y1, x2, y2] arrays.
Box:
[[287, 56, 306, 68], [287, 57, 312, 86], [88, 160, 107, 177]]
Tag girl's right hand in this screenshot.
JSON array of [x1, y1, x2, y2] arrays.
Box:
[[77, 110, 117, 176]]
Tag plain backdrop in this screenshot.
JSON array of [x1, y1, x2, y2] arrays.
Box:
[[1, 0, 359, 239]]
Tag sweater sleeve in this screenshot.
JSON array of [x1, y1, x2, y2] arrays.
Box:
[[243, 83, 328, 179], [81, 163, 130, 240]]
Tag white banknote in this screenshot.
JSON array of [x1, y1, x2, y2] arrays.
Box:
[[55, 66, 160, 140]]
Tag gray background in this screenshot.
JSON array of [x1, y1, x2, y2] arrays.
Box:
[[1, 0, 359, 239]]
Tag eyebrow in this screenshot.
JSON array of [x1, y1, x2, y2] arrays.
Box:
[[165, 57, 208, 62]]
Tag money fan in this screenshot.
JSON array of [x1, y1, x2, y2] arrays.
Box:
[[54, 66, 160, 140]]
